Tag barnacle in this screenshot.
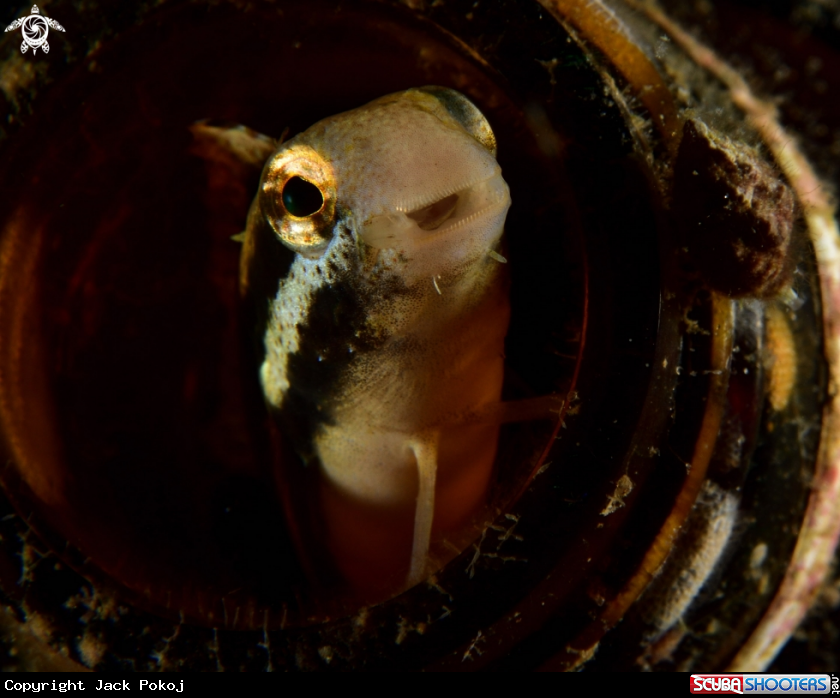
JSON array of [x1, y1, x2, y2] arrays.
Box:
[[0, 0, 837, 672]]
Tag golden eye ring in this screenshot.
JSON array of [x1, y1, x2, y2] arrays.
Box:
[[260, 147, 336, 255]]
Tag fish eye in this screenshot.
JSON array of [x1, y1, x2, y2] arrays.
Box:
[[281, 176, 324, 218], [258, 151, 336, 253]]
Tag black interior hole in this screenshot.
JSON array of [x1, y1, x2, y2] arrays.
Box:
[[282, 176, 324, 217]]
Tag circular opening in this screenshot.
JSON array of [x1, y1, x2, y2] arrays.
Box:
[[0, 0, 590, 631]]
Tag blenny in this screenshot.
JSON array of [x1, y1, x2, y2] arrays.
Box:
[[229, 87, 512, 594]]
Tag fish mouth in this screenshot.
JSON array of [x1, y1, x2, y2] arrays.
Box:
[[359, 171, 510, 249]]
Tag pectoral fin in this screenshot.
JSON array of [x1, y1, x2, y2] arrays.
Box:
[[407, 432, 440, 586], [189, 122, 278, 176]]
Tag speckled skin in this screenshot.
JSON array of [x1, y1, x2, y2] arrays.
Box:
[[241, 88, 511, 593]]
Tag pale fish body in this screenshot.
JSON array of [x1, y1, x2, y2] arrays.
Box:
[[241, 87, 511, 594]]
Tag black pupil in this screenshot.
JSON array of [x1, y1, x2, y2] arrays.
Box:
[[282, 176, 324, 217]]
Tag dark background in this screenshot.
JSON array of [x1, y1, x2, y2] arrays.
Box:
[[1, 0, 839, 672]]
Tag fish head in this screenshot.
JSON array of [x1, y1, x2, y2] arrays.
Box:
[[255, 87, 510, 288]]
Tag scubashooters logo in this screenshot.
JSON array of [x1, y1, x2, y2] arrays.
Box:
[[690, 675, 834, 695], [4, 5, 65, 55]]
